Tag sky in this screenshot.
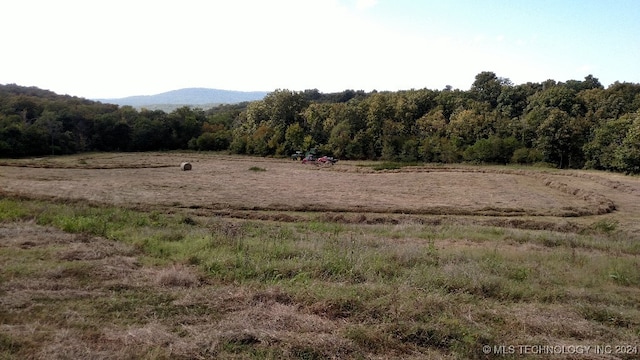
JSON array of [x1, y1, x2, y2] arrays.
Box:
[[2, 0, 639, 99]]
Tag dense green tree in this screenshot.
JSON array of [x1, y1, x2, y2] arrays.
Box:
[[447, 102, 496, 147], [344, 131, 369, 159], [471, 71, 511, 108], [5, 96, 42, 123], [392, 89, 436, 135], [579, 88, 622, 123], [510, 147, 544, 164], [434, 89, 466, 121], [399, 137, 420, 162], [583, 115, 633, 170], [33, 110, 65, 155], [535, 109, 588, 168], [193, 131, 231, 151], [262, 90, 308, 128], [22, 121, 50, 155], [245, 124, 277, 156], [0, 115, 25, 156], [327, 120, 351, 159], [301, 103, 331, 146], [416, 109, 447, 137], [363, 92, 394, 158], [91, 113, 131, 151], [131, 115, 171, 151], [3, 77, 640, 175], [464, 136, 520, 164], [497, 83, 539, 119], [284, 123, 305, 153], [612, 112, 640, 174], [606, 82, 640, 114], [167, 106, 205, 149], [381, 119, 405, 160], [564, 74, 603, 92]]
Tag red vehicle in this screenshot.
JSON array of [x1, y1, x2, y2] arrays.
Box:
[[301, 154, 338, 166]]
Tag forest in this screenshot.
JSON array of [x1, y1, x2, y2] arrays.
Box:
[[1, 71, 640, 173]]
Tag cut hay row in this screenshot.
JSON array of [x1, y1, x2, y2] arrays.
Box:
[[189, 208, 586, 233], [0, 162, 176, 170], [558, 171, 640, 195], [538, 176, 616, 215], [182, 201, 593, 218], [0, 188, 587, 234], [331, 165, 619, 217]]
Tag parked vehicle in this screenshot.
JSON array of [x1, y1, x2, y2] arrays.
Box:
[[302, 154, 338, 166], [291, 151, 304, 161], [291, 149, 338, 166]]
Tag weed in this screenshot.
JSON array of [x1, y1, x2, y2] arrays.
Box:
[[344, 325, 392, 354], [154, 230, 185, 242], [0, 199, 30, 221], [591, 218, 619, 234], [181, 216, 197, 225], [508, 266, 530, 282], [0, 333, 24, 356], [609, 269, 632, 286], [578, 304, 634, 327]]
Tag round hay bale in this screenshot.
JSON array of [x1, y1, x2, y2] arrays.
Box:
[[180, 162, 192, 171]]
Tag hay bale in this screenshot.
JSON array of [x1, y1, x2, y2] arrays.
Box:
[[180, 162, 192, 171]]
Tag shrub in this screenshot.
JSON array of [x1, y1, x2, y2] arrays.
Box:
[[613, 115, 640, 174], [591, 219, 618, 234], [511, 147, 530, 164], [195, 131, 231, 151], [464, 136, 520, 164]]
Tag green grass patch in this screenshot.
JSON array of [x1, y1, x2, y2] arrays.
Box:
[[0, 199, 32, 221], [2, 195, 640, 359]]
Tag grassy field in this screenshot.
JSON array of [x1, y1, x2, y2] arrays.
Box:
[[1, 152, 639, 359]]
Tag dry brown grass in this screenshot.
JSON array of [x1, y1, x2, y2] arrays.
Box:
[[3, 152, 638, 229], [152, 264, 200, 287], [0, 222, 364, 359], [2, 153, 640, 359]]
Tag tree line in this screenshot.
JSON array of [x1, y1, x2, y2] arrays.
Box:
[[1, 72, 640, 173]]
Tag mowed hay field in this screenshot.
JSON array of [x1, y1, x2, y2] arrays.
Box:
[[1, 152, 639, 359], [0, 152, 628, 219]]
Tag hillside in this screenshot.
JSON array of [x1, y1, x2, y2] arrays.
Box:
[[95, 88, 268, 109]]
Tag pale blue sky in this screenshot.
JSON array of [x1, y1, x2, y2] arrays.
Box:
[[2, 0, 639, 98]]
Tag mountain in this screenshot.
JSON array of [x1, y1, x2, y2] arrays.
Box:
[[95, 88, 268, 110]]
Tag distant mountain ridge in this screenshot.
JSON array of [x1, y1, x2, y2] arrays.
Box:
[[95, 88, 269, 109]]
